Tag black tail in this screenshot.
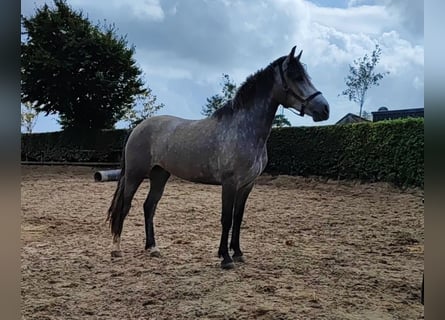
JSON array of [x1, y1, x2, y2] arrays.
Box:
[[106, 132, 130, 239]]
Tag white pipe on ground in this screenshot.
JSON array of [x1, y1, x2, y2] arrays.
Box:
[[94, 169, 121, 182]]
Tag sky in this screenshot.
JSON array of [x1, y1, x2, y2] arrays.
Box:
[[21, 0, 424, 132]]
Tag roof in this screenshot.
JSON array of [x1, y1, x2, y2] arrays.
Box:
[[371, 107, 424, 122], [335, 113, 370, 125]]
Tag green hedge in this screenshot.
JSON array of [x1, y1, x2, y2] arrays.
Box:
[[21, 129, 129, 163], [21, 118, 423, 187], [266, 118, 423, 187]]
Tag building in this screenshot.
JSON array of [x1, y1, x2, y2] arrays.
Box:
[[371, 107, 424, 122], [335, 113, 370, 125]]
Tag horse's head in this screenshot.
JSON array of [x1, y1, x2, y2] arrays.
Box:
[[274, 46, 329, 122]]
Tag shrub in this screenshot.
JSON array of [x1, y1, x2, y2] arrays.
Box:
[[266, 118, 423, 188], [21, 129, 129, 163], [21, 118, 423, 187]]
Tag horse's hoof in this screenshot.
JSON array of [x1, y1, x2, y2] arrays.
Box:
[[149, 247, 161, 257], [111, 250, 122, 258], [233, 255, 246, 263], [221, 261, 235, 270]]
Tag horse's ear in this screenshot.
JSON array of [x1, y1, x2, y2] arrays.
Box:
[[283, 46, 297, 70], [289, 46, 296, 58], [296, 50, 303, 61]]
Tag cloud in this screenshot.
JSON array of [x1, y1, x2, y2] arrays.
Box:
[[378, 31, 424, 73], [382, 0, 424, 41], [21, 0, 424, 132], [127, 0, 165, 21], [312, 4, 391, 35], [70, 0, 165, 21]]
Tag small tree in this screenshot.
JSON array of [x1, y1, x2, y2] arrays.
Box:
[[272, 113, 291, 128], [122, 87, 164, 128], [361, 110, 372, 121], [21, 102, 38, 133], [340, 44, 389, 117], [202, 74, 237, 117], [21, 0, 162, 130], [202, 73, 291, 126]]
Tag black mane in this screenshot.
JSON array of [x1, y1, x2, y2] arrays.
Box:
[[212, 56, 286, 119]]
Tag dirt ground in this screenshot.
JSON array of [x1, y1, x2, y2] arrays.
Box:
[[21, 165, 424, 319]]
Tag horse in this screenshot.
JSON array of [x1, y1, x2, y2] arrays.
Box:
[[107, 46, 330, 269]]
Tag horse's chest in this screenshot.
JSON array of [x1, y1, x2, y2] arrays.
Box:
[[234, 146, 268, 178], [253, 148, 268, 173]]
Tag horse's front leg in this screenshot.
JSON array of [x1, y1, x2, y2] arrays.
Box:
[[218, 182, 237, 269], [230, 182, 254, 263]]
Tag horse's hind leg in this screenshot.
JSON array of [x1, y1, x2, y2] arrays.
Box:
[[109, 172, 145, 257], [144, 166, 170, 257]]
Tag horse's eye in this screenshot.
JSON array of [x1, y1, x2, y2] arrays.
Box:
[[291, 74, 304, 82]]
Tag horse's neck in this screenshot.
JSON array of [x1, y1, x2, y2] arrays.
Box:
[[235, 97, 279, 146]]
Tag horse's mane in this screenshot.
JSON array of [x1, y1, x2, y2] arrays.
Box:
[[211, 56, 286, 119]]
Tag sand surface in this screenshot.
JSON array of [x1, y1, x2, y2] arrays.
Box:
[[21, 165, 424, 319]]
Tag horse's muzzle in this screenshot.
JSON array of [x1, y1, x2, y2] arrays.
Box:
[[313, 103, 329, 122], [311, 94, 329, 122]]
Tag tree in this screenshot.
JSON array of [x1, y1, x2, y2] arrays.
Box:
[[361, 110, 372, 121], [340, 44, 389, 117], [201, 73, 237, 117], [21, 102, 38, 133], [272, 113, 291, 128], [202, 73, 291, 126], [21, 0, 162, 130], [122, 87, 164, 128]]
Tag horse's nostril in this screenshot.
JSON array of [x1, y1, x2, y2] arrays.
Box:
[[324, 104, 329, 114]]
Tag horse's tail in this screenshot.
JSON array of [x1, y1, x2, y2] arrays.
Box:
[[106, 132, 130, 239]]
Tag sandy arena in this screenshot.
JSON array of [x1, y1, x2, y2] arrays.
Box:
[[21, 165, 424, 319]]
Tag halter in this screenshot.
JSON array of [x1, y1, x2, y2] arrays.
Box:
[[278, 62, 322, 117]]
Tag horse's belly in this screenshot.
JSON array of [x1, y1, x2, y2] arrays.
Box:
[[182, 176, 221, 185], [160, 151, 221, 185], [168, 168, 221, 185]]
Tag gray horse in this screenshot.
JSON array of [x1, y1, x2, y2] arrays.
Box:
[[107, 46, 329, 269]]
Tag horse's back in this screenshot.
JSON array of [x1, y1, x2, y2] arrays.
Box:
[[129, 115, 195, 141], [125, 115, 221, 180], [138, 115, 194, 131]]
